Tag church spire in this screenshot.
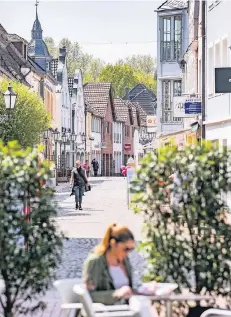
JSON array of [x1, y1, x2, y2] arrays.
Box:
[[31, 0, 42, 40]]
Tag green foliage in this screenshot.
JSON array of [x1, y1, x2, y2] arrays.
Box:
[[0, 80, 49, 147], [132, 143, 231, 298], [0, 141, 63, 317], [44, 37, 157, 94], [99, 64, 138, 97]]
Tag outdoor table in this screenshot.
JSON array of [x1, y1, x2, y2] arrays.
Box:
[[147, 294, 214, 317]]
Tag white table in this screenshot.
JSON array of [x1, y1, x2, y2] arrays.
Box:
[[148, 293, 214, 317]]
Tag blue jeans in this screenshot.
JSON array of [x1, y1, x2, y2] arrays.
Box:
[[74, 186, 84, 205]]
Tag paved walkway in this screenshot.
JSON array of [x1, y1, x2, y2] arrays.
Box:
[[55, 177, 143, 240]]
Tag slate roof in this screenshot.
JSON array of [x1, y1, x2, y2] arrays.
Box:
[[124, 84, 157, 116], [7, 34, 28, 44], [0, 24, 30, 85], [84, 82, 112, 118], [157, 0, 187, 11], [114, 98, 128, 123]]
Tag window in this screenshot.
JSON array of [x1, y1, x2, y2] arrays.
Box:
[[174, 16, 182, 60], [161, 15, 182, 61], [208, 46, 214, 95], [222, 38, 228, 66], [105, 122, 109, 134], [173, 80, 182, 96], [215, 42, 221, 67], [162, 80, 171, 110], [125, 126, 130, 137], [162, 17, 171, 61]]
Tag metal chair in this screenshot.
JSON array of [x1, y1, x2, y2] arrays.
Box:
[[200, 309, 231, 317], [73, 284, 135, 317]]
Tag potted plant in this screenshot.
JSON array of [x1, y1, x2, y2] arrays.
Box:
[[0, 141, 64, 317], [131, 142, 231, 316]]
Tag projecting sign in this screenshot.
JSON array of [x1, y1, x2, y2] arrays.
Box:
[[146, 116, 157, 133], [215, 67, 231, 93], [173, 96, 202, 118], [185, 101, 202, 115]]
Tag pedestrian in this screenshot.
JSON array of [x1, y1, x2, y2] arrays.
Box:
[[70, 160, 88, 210], [83, 160, 90, 177], [91, 158, 99, 177]]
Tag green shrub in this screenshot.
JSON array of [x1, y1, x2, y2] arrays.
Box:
[[0, 141, 63, 317], [132, 142, 231, 299]]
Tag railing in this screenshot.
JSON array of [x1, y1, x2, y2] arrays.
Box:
[[160, 40, 182, 62]]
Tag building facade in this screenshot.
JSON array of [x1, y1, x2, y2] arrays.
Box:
[[156, 0, 189, 134], [205, 0, 231, 147]]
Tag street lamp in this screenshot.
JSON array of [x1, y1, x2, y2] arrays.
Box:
[[52, 128, 60, 186], [4, 84, 17, 111], [43, 128, 52, 160]]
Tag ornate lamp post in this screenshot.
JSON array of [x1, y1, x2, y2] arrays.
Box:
[[1, 84, 17, 123], [43, 129, 51, 160], [52, 128, 60, 186]]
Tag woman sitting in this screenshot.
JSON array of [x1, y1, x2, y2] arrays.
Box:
[[82, 223, 137, 305]]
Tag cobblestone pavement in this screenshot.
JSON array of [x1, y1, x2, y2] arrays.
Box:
[[30, 177, 145, 317]]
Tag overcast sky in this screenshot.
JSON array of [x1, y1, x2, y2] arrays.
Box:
[[0, 0, 162, 63]]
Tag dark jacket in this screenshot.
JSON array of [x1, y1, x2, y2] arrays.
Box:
[[82, 252, 133, 305], [70, 167, 88, 187]]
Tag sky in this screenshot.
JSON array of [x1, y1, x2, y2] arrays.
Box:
[[0, 0, 162, 63]]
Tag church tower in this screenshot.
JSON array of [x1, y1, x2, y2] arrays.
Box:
[[28, 1, 52, 71]]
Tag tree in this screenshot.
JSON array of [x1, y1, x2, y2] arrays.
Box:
[[44, 37, 58, 58], [0, 80, 50, 147], [0, 141, 63, 317], [98, 64, 157, 97], [124, 55, 156, 75], [83, 58, 105, 82], [132, 143, 231, 306], [99, 64, 138, 97]]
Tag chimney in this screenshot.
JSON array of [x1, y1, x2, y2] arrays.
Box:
[[59, 46, 67, 63], [125, 87, 129, 100]]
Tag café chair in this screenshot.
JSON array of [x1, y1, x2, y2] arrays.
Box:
[[200, 309, 231, 317]]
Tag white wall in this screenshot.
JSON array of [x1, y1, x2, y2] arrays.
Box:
[[206, 0, 231, 141], [113, 121, 123, 174]]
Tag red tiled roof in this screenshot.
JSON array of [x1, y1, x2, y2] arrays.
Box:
[[84, 82, 112, 118], [114, 98, 128, 123], [126, 100, 137, 123]]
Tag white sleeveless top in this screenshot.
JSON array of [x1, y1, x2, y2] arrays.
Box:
[[109, 266, 129, 289]]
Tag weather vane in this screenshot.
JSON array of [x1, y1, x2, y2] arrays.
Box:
[[35, 0, 39, 8]]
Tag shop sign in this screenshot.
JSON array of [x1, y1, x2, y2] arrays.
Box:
[[173, 96, 201, 118], [147, 116, 157, 133], [124, 144, 131, 151]]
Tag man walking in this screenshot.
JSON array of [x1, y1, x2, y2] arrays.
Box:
[[70, 160, 88, 210], [91, 158, 99, 177]]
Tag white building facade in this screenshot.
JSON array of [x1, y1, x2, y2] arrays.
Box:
[[205, 0, 231, 147], [91, 115, 102, 175], [156, 0, 189, 135], [113, 121, 123, 175], [71, 69, 86, 164]]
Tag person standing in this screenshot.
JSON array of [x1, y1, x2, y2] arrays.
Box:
[[83, 160, 90, 177], [91, 158, 99, 177], [70, 160, 88, 210]]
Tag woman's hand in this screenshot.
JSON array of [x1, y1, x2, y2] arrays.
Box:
[[113, 286, 133, 299]]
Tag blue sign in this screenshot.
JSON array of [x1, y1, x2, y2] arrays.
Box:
[[185, 101, 202, 114]]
